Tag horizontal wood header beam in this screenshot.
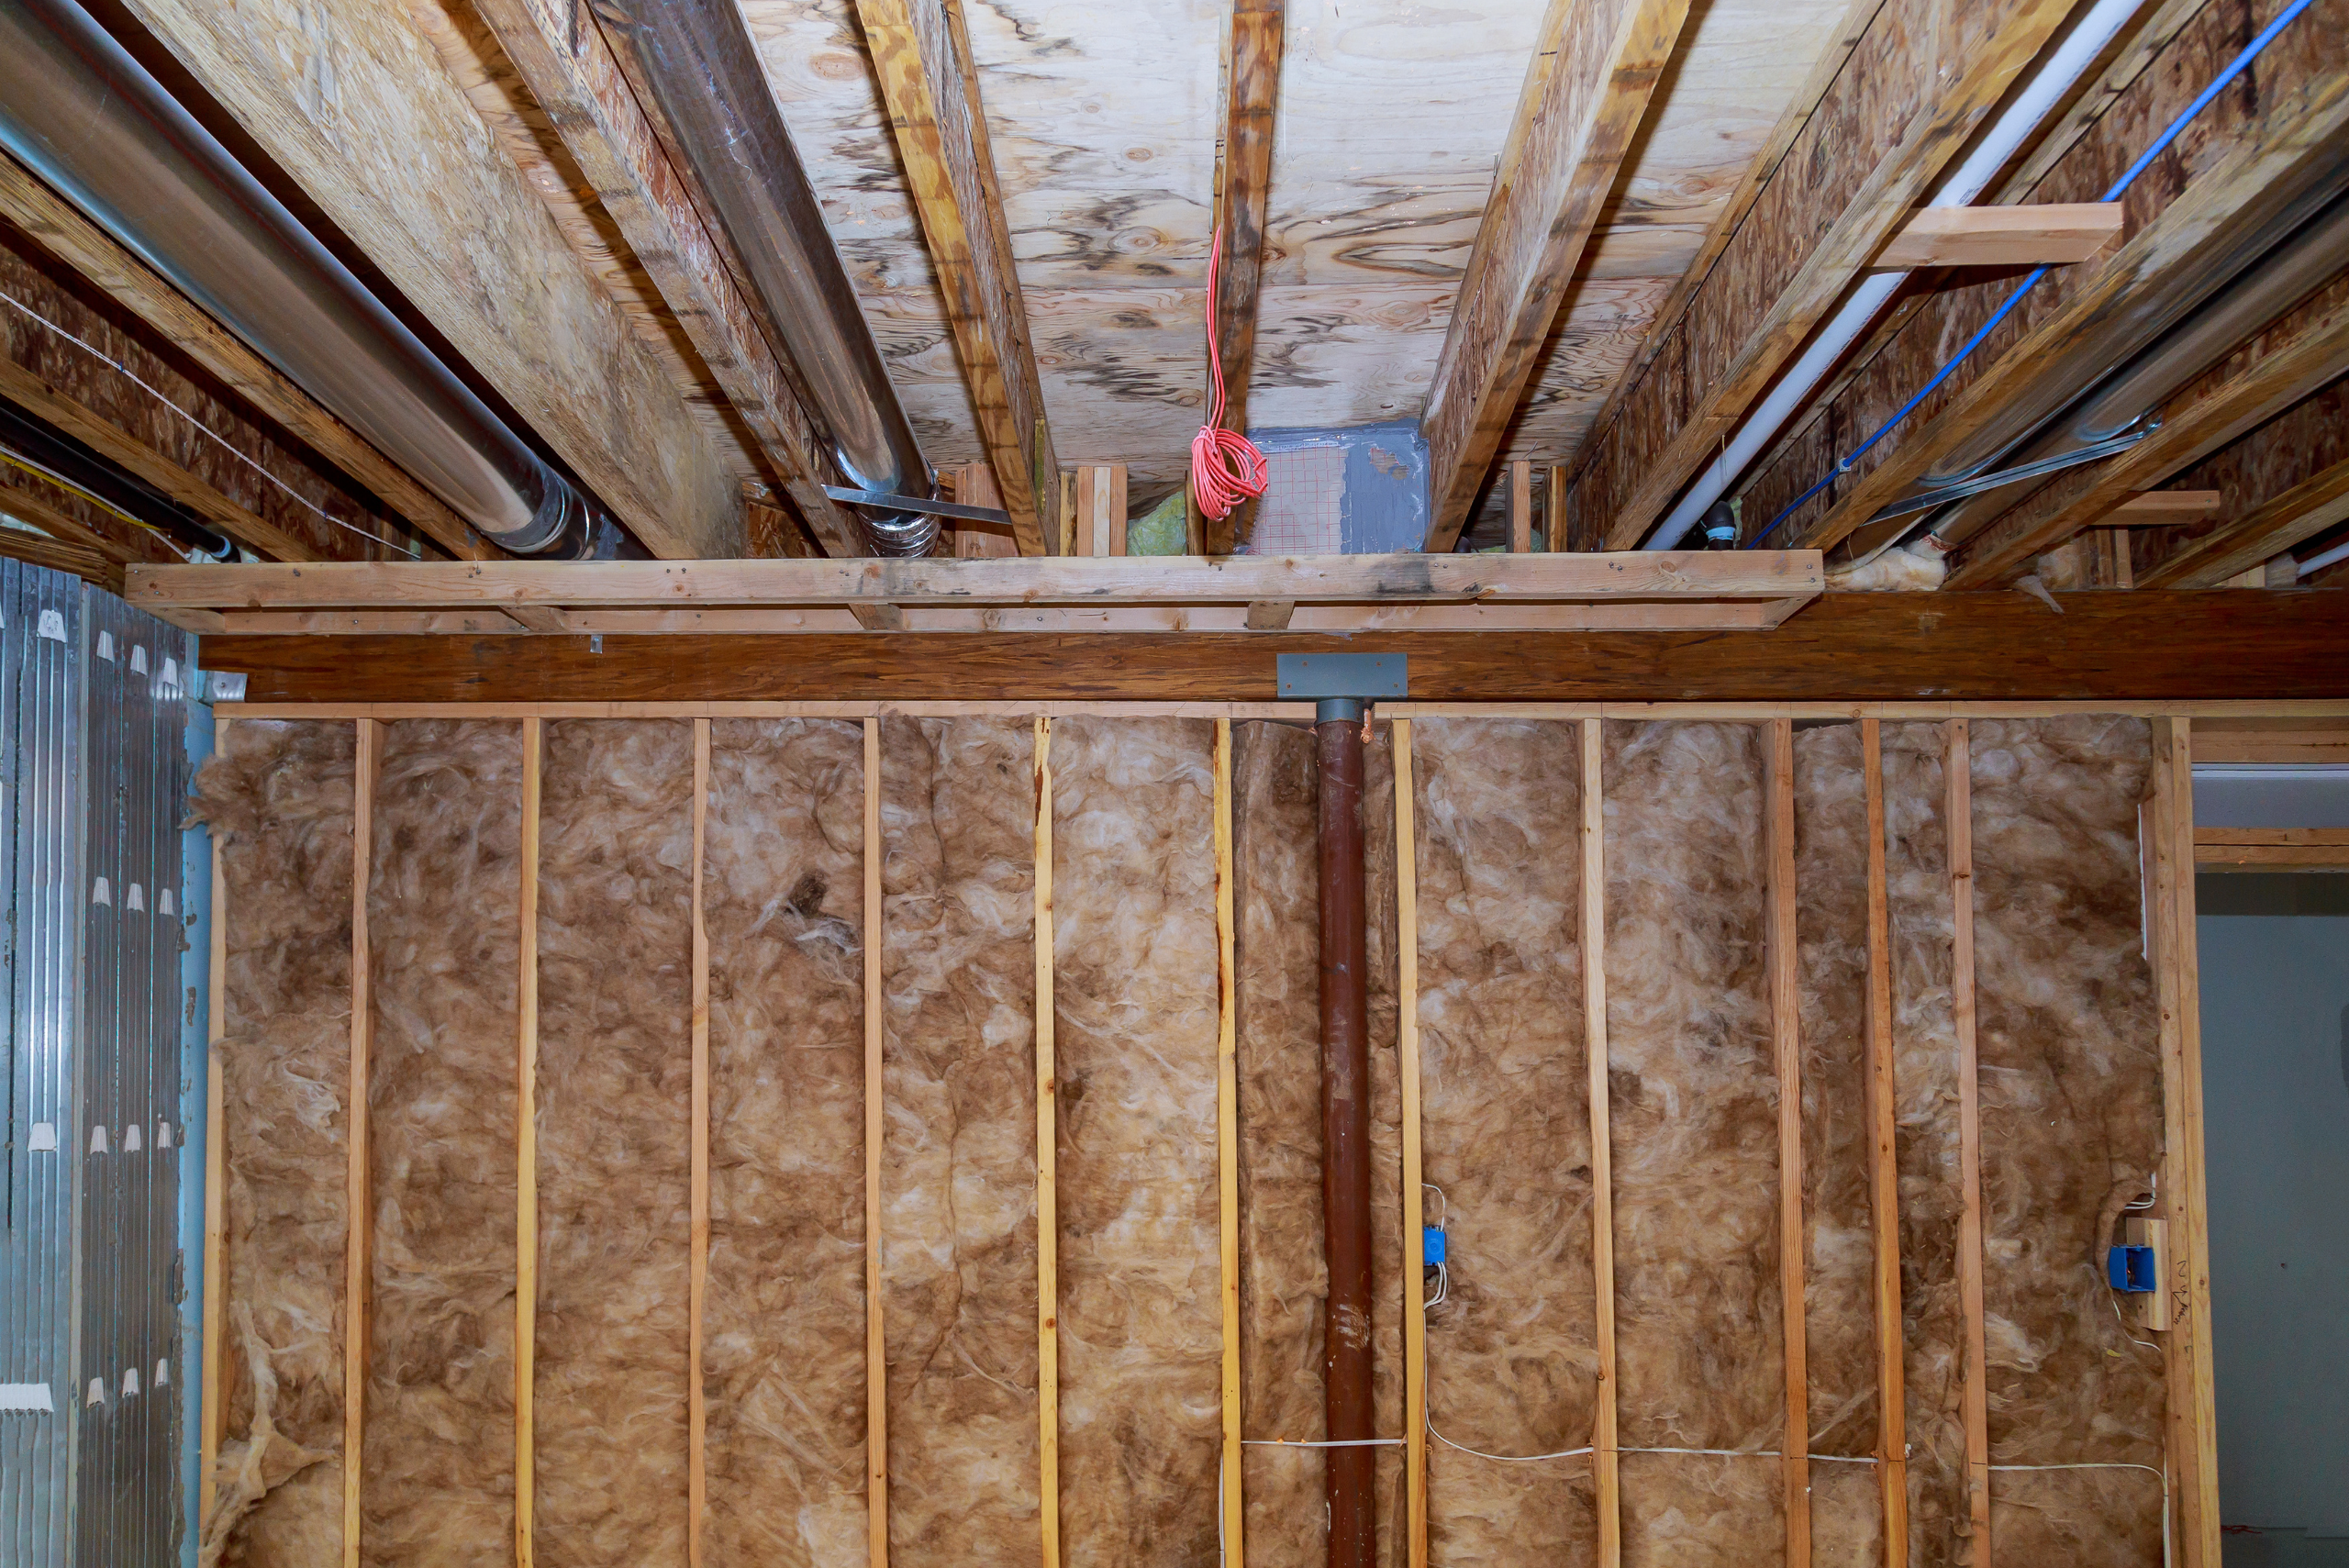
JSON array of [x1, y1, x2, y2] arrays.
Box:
[[1870, 202, 2122, 269]]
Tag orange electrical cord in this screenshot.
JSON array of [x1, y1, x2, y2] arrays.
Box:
[[1191, 223, 1269, 523]]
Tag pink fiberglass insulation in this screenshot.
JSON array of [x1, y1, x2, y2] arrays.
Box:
[[703, 719, 869, 1564], [1050, 717, 1223, 1563], [1966, 717, 2165, 1566], [361, 719, 522, 1562], [1604, 721, 1782, 1566], [879, 717, 1040, 1566], [1413, 718, 1598, 1566], [193, 720, 353, 1568], [1881, 723, 1968, 1566], [533, 720, 695, 1565], [1791, 721, 1886, 1563]]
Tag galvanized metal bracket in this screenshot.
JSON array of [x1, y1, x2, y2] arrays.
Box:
[[1276, 652, 1408, 700]]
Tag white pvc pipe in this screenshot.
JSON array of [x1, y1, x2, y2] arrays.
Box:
[[1644, 0, 2149, 549], [2296, 537, 2349, 576]]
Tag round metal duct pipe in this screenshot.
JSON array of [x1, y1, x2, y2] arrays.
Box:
[[597, 0, 939, 557], [0, 0, 630, 559]]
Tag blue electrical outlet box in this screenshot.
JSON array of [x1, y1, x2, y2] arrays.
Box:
[[1422, 1227, 1446, 1267], [2108, 1243, 2157, 1293]]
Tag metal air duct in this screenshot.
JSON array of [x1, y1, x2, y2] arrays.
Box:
[[596, 0, 940, 557], [0, 0, 632, 559]]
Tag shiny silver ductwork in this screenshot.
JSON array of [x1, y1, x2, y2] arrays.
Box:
[[0, 0, 631, 559], [597, 0, 938, 557]]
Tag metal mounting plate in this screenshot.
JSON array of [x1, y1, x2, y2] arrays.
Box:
[[1276, 652, 1408, 699]]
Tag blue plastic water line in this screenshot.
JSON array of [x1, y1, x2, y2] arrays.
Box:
[[1748, 0, 2320, 547]]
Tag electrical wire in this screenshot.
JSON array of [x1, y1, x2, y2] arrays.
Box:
[[1748, 0, 2320, 548], [1190, 223, 1269, 524]]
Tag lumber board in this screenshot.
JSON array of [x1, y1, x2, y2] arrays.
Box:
[[516, 717, 542, 1567], [688, 719, 710, 1564], [2193, 835, 2349, 866], [1208, 0, 1283, 444], [1944, 719, 1991, 1559], [467, 0, 863, 557], [2191, 717, 2349, 764], [114, 0, 741, 558], [1419, 0, 1695, 549], [2142, 457, 2349, 588], [0, 153, 489, 560], [1392, 719, 1427, 1568], [1580, 717, 1621, 1565], [854, 0, 1059, 555], [1868, 203, 2122, 269], [199, 795, 228, 1529], [0, 464, 179, 574], [1215, 719, 1244, 1567], [1074, 467, 1129, 559], [1032, 715, 1060, 1568], [0, 525, 116, 593], [863, 717, 889, 1566], [1859, 718, 1907, 1567], [1508, 462, 1533, 553], [2106, 492, 2222, 525], [343, 717, 380, 1568], [1765, 719, 1809, 1564]]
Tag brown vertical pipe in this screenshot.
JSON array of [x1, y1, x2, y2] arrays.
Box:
[[1317, 701, 1375, 1568]]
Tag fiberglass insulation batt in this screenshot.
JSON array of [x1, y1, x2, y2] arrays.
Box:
[[195, 721, 354, 1567], [703, 719, 870, 1565], [1413, 718, 1598, 1566], [534, 720, 696, 1563], [1051, 717, 1223, 1562], [1604, 721, 1783, 1566], [880, 717, 1040, 1565], [361, 720, 523, 1562]]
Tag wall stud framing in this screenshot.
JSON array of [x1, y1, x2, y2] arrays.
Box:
[[1765, 719, 1810, 1564], [199, 725, 228, 1529], [1945, 720, 1991, 1558], [1392, 719, 1427, 1568], [1580, 718, 1621, 1565], [864, 717, 889, 1565], [343, 717, 380, 1568], [1859, 719, 1907, 1566], [1214, 719, 1245, 1565], [516, 717, 543, 1567], [688, 719, 711, 1565], [1033, 715, 1061, 1568]]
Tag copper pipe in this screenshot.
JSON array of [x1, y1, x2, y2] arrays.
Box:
[[1317, 699, 1375, 1568]]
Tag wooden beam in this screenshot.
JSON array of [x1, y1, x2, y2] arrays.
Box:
[[2142, 459, 2349, 588], [0, 525, 117, 591], [1215, 719, 1245, 1567], [1859, 718, 1906, 1568], [2192, 717, 2349, 764], [1580, 717, 1621, 1566], [343, 717, 380, 1568], [1869, 203, 2122, 270], [515, 716, 542, 1568], [1583, 0, 2087, 550], [1947, 294, 2349, 588], [1032, 716, 1060, 1568], [1793, 69, 2349, 555], [1764, 720, 1809, 1563], [863, 717, 889, 1567], [199, 768, 228, 1530], [0, 153, 491, 561], [1392, 719, 1427, 1568], [1199, 0, 1284, 556], [1944, 719, 1991, 1560], [2193, 827, 2349, 867], [687, 719, 710, 1565], [2107, 491, 2223, 525], [1544, 464, 1569, 551], [0, 465, 182, 573], [854, 0, 1060, 556], [1419, 0, 1695, 550], [1508, 462, 1533, 553], [468, 0, 864, 557], [1074, 467, 1129, 558], [116, 0, 741, 558]]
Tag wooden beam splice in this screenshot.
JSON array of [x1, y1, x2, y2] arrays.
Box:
[[863, 717, 890, 1567], [1592, 0, 2089, 550], [1393, 719, 1428, 1568], [855, 0, 1061, 556], [1764, 719, 1810, 1565], [343, 717, 381, 1568], [1420, 0, 1695, 550], [199, 724, 229, 1531], [516, 717, 543, 1568], [1859, 719, 1907, 1568], [1032, 715, 1061, 1568], [469, 0, 863, 558], [1214, 720, 1246, 1567], [1580, 717, 1622, 1566], [2147, 722, 2221, 1568], [1944, 719, 1992, 1560], [1869, 203, 2122, 269], [687, 719, 711, 1565]]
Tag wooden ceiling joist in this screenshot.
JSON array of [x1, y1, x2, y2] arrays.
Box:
[[1419, 0, 1696, 551], [2139, 457, 2349, 590], [116, 0, 744, 559], [1870, 203, 2123, 270], [125, 550, 1822, 637], [856, 0, 1061, 557], [1568, 0, 2089, 551]]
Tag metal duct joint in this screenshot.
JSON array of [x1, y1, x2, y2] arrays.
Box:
[[0, 0, 632, 560], [596, 0, 938, 557]]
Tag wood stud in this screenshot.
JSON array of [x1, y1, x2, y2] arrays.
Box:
[[1765, 719, 1810, 1565], [1945, 719, 1992, 1558], [516, 717, 543, 1567], [1393, 719, 1428, 1568], [1215, 720, 1245, 1565], [342, 717, 380, 1568], [687, 720, 711, 1564], [864, 717, 890, 1566], [1033, 716, 1061, 1568], [1859, 719, 1908, 1567], [198, 719, 229, 1530], [1581, 717, 1621, 1565]]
